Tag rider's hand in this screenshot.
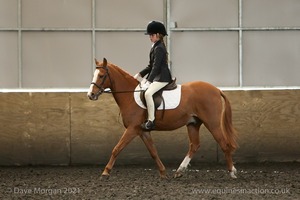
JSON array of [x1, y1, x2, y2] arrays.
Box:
[[141, 81, 151, 90], [134, 73, 143, 82]]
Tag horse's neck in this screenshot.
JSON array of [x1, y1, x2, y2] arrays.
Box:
[[109, 65, 137, 107]]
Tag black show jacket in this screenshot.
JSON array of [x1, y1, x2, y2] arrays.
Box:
[[139, 40, 172, 83]]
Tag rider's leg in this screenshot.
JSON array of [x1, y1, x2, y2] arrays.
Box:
[[142, 81, 168, 130]]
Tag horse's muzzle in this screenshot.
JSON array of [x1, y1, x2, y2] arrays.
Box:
[[87, 92, 99, 101]]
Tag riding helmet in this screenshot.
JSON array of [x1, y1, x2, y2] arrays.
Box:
[[145, 21, 168, 36]]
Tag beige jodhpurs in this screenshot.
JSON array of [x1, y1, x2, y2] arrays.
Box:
[[144, 81, 168, 121]]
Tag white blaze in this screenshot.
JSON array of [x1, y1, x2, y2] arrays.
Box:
[[88, 69, 100, 95]]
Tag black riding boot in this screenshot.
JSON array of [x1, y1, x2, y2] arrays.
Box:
[[141, 120, 155, 131]]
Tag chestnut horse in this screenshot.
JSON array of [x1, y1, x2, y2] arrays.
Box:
[[87, 58, 238, 179]]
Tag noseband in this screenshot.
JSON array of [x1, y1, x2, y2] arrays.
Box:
[[90, 66, 111, 96]]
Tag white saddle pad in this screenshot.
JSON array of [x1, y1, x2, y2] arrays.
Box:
[[134, 84, 181, 110]]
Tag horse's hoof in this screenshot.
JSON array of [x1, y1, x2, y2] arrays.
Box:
[[160, 173, 169, 180], [100, 174, 110, 180], [229, 166, 237, 179], [173, 171, 183, 178], [160, 175, 169, 180], [230, 172, 237, 179]]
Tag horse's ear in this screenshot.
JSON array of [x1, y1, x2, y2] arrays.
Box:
[[103, 58, 107, 67], [94, 58, 100, 66]]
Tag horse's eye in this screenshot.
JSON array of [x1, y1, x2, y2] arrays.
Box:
[[99, 75, 104, 78]]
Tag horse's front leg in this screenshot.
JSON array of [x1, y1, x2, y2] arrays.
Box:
[[140, 131, 167, 179], [102, 127, 138, 178]]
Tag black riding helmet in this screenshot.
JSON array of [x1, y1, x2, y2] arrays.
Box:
[[145, 21, 168, 36]]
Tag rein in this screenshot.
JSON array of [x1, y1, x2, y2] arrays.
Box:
[[103, 89, 144, 94], [91, 65, 144, 95]]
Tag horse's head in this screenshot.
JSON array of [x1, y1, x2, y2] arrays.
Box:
[[87, 58, 111, 101]]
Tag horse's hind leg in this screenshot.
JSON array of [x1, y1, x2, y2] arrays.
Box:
[[209, 127, 237, 178], [174, 123, 201, 178]]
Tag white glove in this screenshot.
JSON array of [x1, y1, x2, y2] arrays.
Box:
[[133, 73, 143, 82], [140, 78, 147, 85], [141, 81, 151, 90]]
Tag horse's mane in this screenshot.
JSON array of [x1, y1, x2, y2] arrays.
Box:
[[108, 63, 135, 80]]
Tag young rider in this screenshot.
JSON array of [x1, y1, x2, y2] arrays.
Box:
[[134, 21, 172, 131]]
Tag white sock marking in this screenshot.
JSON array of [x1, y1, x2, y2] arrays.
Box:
[[177, 156, 191, 172]]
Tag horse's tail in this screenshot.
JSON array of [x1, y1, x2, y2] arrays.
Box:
[[220, 91, 238, 152]]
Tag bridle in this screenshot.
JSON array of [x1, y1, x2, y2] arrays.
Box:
[[90, 66, 112, 96], [90, 65, 144, 96]]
